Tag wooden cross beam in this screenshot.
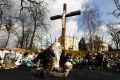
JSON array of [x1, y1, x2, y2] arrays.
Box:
[[50, 3, 81, 51], [50, 10, 80, 20]]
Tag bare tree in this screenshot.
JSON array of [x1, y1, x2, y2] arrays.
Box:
[[2, 0, 16, 47], [112, 0, 120, 17], [81, 6, 101, 51], [18, 10, 29, 48], [19, 0, 49, 49], [0, 8, 3, 29], [0, 0, 6, 29], [11, 27, 33, 49], [24, 28, 33, 49], [107, 23, 120, 50], [106, 0, 120, 50], [0, 39, 6, 48], [0, 0, 53, 49], [4, 18, 14, 47]]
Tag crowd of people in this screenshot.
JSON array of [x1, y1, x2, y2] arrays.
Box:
[[72, 51, 120, 72], [33, 48, 73, 72], [0, 48, 73, 73], [0, 49, 37, 69], [0, 48, 119, 78]]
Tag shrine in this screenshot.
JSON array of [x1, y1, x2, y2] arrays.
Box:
[[50, 3, 81, 51]]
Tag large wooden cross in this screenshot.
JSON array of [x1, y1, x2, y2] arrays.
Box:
[[50, 3, 81, 50]]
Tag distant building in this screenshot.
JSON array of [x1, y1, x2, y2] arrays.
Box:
[[87, 36, 108, 51], [58, 36, 79, 51], [96, 40, 108, 51]]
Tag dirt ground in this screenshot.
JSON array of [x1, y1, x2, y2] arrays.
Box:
[[0, 66, 120, 80]]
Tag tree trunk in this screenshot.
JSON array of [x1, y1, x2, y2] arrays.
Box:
[[4, 31, 10, 48], [20, 22, 25, 48], [29, 20, 37, 49], [0, 11, 2, 29], [0, 16, 2, 29]]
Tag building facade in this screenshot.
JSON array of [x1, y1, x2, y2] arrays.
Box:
[[58, 36, 79, 51], [97, 41, 108, 51], [87, 36, 108, 51]]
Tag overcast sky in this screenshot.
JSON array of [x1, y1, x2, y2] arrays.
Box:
[[47, 0, 119, 43], [1, 0, 119, 48]]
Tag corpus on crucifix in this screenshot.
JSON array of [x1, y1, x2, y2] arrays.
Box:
[[50, 3, 81, 51]]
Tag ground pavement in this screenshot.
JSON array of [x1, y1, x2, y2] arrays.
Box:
[[0, 66, 119, 80]]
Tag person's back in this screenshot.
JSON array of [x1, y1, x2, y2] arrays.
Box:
[[96, 52, 103, 68], [42, 48, 55, 69], [59, 52, 66, 68], [84, 52, 92, 62], [34, 52, 43, 63], [0, 56, 2, 68], [103, 55, 108, 70], [96, 53, 103, 62], [43, 48, 54, 62]]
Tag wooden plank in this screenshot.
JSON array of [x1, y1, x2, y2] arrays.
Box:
[[66, 10, 81, 17], [50, 15, 62, 20], [50, 10, 80, 20]]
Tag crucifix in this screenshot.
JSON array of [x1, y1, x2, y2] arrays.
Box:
[[50, 3, 81, 51]]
